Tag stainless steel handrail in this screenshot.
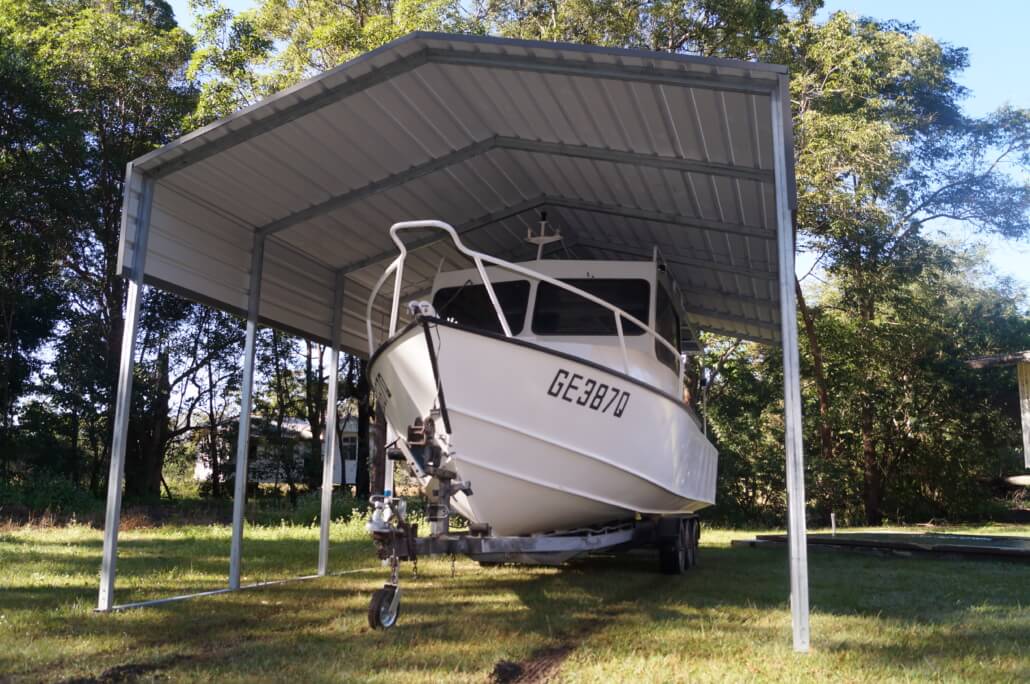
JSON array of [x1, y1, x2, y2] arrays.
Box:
[[365, 220, 684, 384]]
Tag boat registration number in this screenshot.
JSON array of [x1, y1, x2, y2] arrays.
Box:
[[546, 368, 630, 418]]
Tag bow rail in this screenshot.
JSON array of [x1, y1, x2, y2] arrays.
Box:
[[365, 220, 685, 385]]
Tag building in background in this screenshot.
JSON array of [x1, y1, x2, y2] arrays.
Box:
[[193, 415, 365, 487]]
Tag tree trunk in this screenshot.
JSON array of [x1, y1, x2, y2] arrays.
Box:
[[87, 418, 102, 496], [69, 410, 80, 486], [206, 364, 221, 497], [795, 277, 834, 466], [125, 351, 170, 502], [303, 341, 325, 488], [861, 399, 883, 525], [355, 360, 371, 500], [859, 298, 883, 525], [372, 403, 387, 495]]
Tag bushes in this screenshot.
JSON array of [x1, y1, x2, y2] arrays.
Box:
[[0, 474, 101, 519]]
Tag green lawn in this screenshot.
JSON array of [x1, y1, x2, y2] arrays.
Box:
[[1, 519, 1028, 682]]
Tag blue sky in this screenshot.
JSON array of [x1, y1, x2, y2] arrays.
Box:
[[165, 0, 1029, 289]]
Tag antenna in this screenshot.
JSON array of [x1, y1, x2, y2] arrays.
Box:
[[525, 210, 562, 260]]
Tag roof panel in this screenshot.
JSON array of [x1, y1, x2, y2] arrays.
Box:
[[124, 32, 794, 348]]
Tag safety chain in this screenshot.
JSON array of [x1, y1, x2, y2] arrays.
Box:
[[389, 553, 399, 586], [405, 522, 419, 580]]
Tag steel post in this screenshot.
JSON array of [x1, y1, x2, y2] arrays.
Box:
[[98, 171, 154, 611], [229, 234, 266, 590], [318, 274, 344, 575], [383, 425, 396, 496], [771, 80, 811, 652]]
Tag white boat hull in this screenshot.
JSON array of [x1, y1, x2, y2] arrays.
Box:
[[369, 319, 717, 536]]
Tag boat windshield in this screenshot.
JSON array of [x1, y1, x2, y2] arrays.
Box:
[[432, 281, 530, 334], [532, 279, 649, 336]]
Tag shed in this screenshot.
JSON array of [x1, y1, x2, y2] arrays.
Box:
[[98, 32, 811, 650]]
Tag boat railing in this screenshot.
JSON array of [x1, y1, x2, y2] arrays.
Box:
[[366, 220, 685, 386]]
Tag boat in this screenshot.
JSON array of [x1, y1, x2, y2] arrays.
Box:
[[365, 220, 718, 538]]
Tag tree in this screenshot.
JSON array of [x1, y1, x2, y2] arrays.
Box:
[[0, 33, 82, 481], [761, 12, 1030, 522], [188, 0, 480, 120], [2, 0, 199, 497], [489, 0, 798, 56]]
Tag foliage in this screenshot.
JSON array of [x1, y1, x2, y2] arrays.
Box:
[[762, 11, 1030, 523], [0, 30, 81, 479], [489, 0, 803, 57]]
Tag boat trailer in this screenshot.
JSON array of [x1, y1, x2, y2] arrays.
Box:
[[364, 492, 700, 630]]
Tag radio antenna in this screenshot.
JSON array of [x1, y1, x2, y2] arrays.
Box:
[[525, 210, 562, 260]]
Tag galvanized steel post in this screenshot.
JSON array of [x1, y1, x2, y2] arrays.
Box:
[[318, 273, 345, 575], [229, 234, 266, 590], [98, 170, 154, 612], [771, 79, 811, 652]]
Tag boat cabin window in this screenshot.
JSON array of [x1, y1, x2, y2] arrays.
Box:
[[532, 279, 649, 336], [654, 285, 681, 370], [432, 281, 530, 335]]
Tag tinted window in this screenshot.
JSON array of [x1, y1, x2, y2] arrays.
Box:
[[432, 281, 530, 334], [532, 279, 650, 336], [655, 285, 681, 370]]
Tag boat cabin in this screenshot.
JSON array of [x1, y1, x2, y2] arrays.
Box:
[[429, 258, 692, 397]]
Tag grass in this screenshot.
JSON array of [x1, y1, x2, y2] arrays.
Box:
[[1, 520, 1028, 683]]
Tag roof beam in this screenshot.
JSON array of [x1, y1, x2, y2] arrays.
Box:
[[684, 305, 779, 332], [258, 137, 497, 237], [684, 284, 776, 307], [337, 195, 774, 276], [500, 138, 772, 183], [570, 238, 776, 280], [338, 195, 549, 275], [256, 136, 770, 238], [547, 198, 774, 240], [695, 322, 776, 344], [425, 47, 777, 96]]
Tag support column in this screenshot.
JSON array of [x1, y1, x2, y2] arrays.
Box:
[[229, 234, 266, 590], [771, 80, 810, 652], [318, 274, 345, 576], [98, 172, 154, 611], [1019, 362, 1030, 469], [383, 425, 396, 496]]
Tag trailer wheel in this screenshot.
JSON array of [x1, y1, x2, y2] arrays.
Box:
[[687, 518, 699, 568], [659, 519, 691, 575], [368, 585, 400, 630]]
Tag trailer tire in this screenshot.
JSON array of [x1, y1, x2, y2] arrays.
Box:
[[687, 518, 699, 568], [368, 586, 400, 630], [659, 519, 690, 575]]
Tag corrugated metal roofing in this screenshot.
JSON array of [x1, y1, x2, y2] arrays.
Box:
[[118, 31, 795, 355]]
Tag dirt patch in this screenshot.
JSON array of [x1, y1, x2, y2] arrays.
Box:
[[489, 610, 620, 683], [490, 644, 575, 683], [59, 655, 192, 684]]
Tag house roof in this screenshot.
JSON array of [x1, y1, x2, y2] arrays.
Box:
[[118, 32, 795, 354]]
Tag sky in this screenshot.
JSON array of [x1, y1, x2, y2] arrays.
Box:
[[164, 0, 1030, 289]]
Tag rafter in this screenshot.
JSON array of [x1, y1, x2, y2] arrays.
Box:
[[256, 136, 772, 238], [570, 238, 775, 280]]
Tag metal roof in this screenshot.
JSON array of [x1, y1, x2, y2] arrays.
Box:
[[117, 31, 796, 356]]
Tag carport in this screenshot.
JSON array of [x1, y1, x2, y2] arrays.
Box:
[[99, 32, 811, 651]]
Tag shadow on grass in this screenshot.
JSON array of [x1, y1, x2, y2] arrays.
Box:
[[4, 531, 1029, 681]]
